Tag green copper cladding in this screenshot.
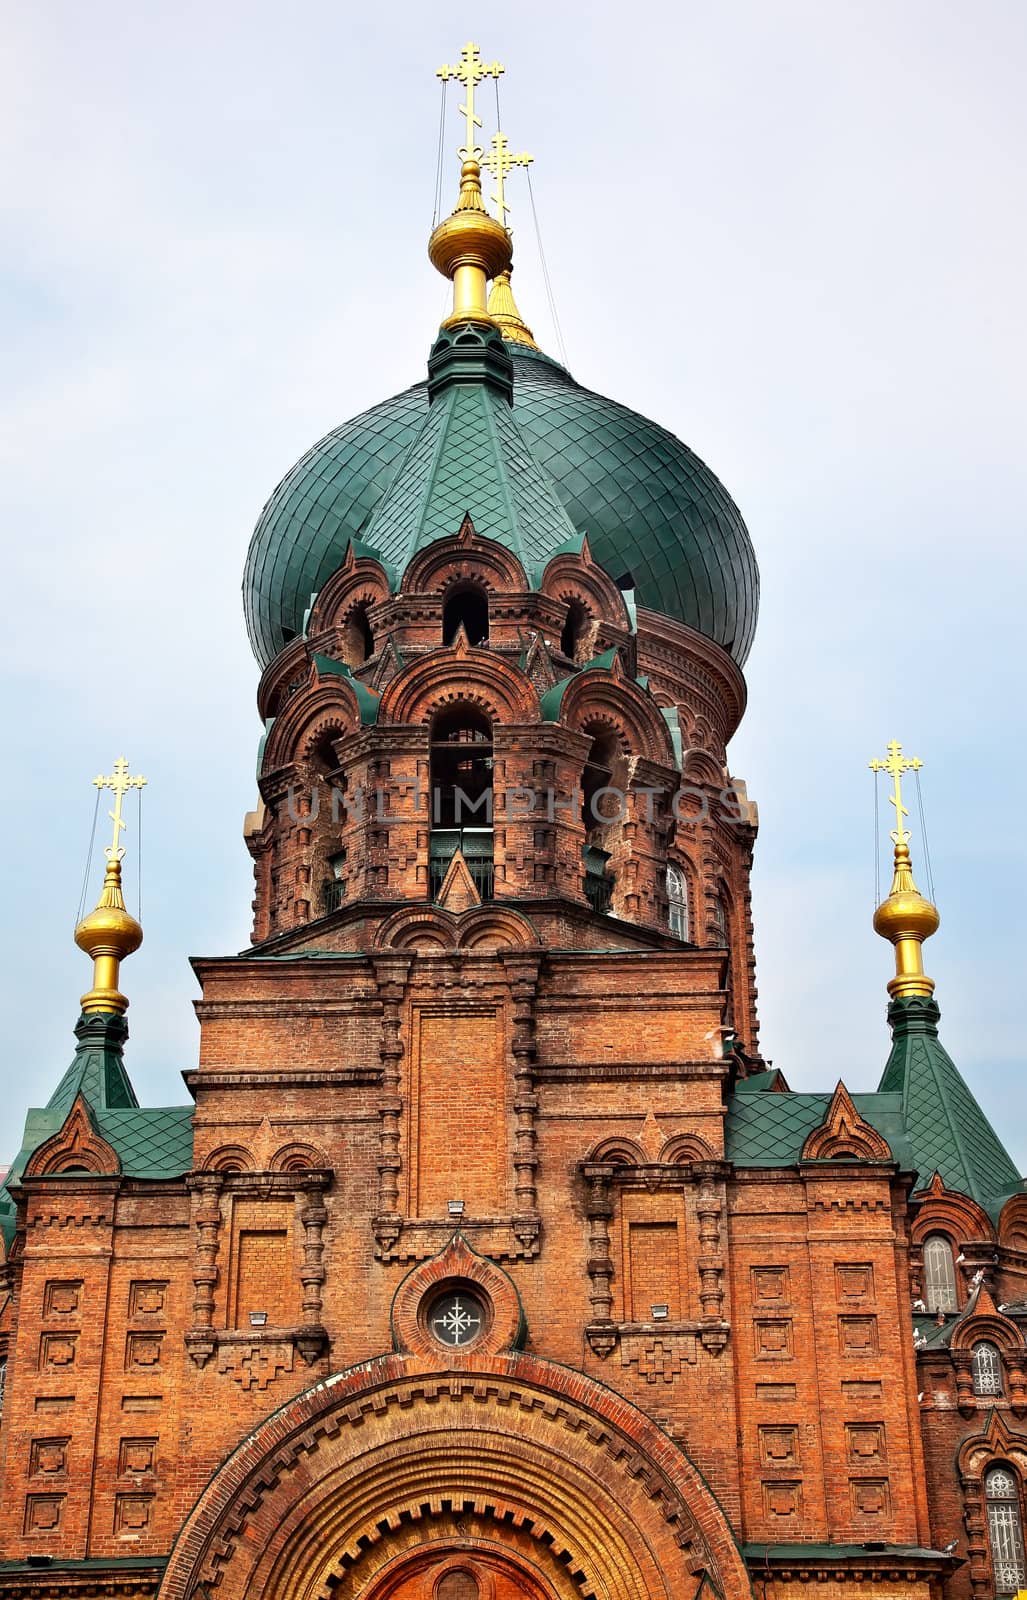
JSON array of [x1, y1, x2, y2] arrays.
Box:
[[362, 324, 579, 578], [0, 1012, 194, 1224], [243, 344, 759, 669], [878, 995, 1021, 1209]]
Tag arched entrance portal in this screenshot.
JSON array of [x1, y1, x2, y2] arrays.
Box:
[[158, 1352, 753, 1600], [363, 1539, 558, 1599]]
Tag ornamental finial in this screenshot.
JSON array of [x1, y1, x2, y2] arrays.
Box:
[[429, 44, 512, 328], [437, 41, 504, 163], [73, 758, 146, 1015], [869, 741, 939, 1000], [482, 130, 532, 229]]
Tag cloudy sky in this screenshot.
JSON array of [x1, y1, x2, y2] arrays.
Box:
[[2, 1, 1024, 1168]]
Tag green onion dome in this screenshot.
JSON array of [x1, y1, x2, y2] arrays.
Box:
[[243, 342, 759, 669]]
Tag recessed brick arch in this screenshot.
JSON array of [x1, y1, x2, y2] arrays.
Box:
[[261, 682, 362, 775], [307, 549, 391, 636], [157, 1352, 752, 1600], [378, 641, 541, 727], [401, 520, 528, 596], [558, 674, 675, 767]]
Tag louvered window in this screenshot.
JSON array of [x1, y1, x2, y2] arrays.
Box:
[[923, 1234, 958, 1312], [973, 1341, 1004, 1397], [986, 1466, 1027, 1594]]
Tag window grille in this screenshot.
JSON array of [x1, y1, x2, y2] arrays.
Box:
[[973, 1341, 1004, 1397], [923, 1234, 958, 1313], [986, 1466, 1027, 1594], [666, 865, 689, 940]]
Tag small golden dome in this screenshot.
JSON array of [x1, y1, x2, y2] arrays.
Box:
[[429, 161, 512, 324], [872, 839, 939, 1000], [873, 887, 941, 944], [74, 900, 144, 962], [74, 856, 143, 1014], [487, 268, 538, 349]]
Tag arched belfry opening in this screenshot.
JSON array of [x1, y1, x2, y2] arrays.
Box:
[[581, 727, 624, 914], [341, 601, 375, 665], [443, 583, 489, 646], [429, 704, 494, 899], [560, 598, 590, 663]]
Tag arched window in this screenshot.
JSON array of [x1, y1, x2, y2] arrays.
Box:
[[923, 1234, 959, 1313], [973, 1341, 1004, 1397], [666, 865, 689, 940], [986, 1465, 1027, 1594], [428, 706, 494, 900], [341, 602, 374, 665], [711, 888, 730, 946], [443, 584, 489, 646]]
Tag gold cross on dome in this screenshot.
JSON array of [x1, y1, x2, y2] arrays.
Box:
[[483, 130, 533, 226], [437, 41, 504, 161], [93, 757, 147, 861], [868, 740, 922, 847]]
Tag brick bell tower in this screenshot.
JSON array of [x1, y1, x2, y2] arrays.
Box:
[[180, 79, 768, 1600], [9, 41, 1009, 1600]]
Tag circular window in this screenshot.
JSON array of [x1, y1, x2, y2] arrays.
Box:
[[428, 1288, 486, 1349]]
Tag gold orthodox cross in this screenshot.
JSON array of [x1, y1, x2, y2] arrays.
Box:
[[482, 131, 533, 226], [868, 740, 922, 847], [93, 757, 147, 860], [437, 41, 504, 161]]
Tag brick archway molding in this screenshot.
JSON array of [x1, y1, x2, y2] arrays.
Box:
[[157, 1351, 752, 1600]]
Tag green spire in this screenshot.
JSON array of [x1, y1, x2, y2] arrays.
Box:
[[45, 1011, 139, 1121], [362, 322, 579, 577], [878, 996, 1021, 1208]]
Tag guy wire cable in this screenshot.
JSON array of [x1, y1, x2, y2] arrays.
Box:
[[913, 766, 937, 906], [77, 785, 101, 926]]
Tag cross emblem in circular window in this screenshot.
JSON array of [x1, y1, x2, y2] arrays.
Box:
[[428, 1290, 485, 1348]]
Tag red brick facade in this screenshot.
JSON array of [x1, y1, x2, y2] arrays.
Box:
[[0, 520, 1020, 1599]]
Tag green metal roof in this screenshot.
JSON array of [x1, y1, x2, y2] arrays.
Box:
[[244, 341, 759, 669], [725, 1088, 913, 1170], [44, 1011, 138, 1120], [1, 1013, 194, 1218], [742, 1543, 955, 1563], [311, 652, 381, 723], [363, 327, 578, 578], [878, 996, 1021, 1210], [539, 647, 627, 721]]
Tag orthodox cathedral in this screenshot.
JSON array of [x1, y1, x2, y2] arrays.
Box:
[[2, 45, 1026, 1600]]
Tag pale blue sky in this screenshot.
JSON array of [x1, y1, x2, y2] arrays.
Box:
[[1, 1, 1025, 1167]]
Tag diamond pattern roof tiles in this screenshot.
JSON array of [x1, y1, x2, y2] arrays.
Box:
[[243, 343, 759, 669], [725, 1089, 912, 1170], [878, 997, 1021, 1209]]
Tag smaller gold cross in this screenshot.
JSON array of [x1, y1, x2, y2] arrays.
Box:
[[868, 740, 922, 848], [482, 131, 533, 226], [93, 757, 147, 861], [437, 41, 504, 161]]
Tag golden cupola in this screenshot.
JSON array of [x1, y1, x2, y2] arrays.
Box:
[[73, 758, 146, 1015], [428, 158, 512, 327], [870, 742, 939, 999]]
